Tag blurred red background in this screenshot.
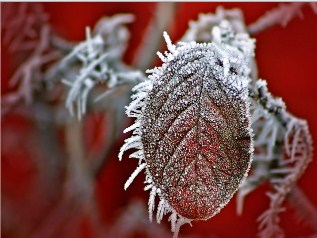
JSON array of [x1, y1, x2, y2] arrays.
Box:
[[2, 2, 317, 238]]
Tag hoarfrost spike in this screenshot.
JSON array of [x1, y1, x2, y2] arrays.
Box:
[[124, 163, 146, 190]]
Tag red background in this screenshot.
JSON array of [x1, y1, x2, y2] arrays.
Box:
[[2, 3, 317, 238]]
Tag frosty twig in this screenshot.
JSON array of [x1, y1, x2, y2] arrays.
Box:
[[248, 2, 317, 35]]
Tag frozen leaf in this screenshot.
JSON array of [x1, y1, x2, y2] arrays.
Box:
[[120, 31, 254, 237], [141, 35, 252, 221]]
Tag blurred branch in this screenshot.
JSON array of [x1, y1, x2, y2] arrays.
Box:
[[31, 119, 86, 238], [133, 2, 178, 70], [32, 118, 105, 237], [2, 3, 49, 53], [64, 118, 106, 237], [2, 25, 60, 115], [89, 84, 132, 177], [288, 186, 317, 232], [33, 97, 66, 193], [64, 119, 94, 205], [248, 3, 317, 35], [90, 110, 118, 177]]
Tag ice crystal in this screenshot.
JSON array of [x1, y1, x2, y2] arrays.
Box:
[[61, 27, 109, 119], [181, 6, 248, 43]]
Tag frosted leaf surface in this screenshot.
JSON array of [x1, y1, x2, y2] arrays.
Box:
[[141, 41, 252, 220], [120, 30, 254, 237]]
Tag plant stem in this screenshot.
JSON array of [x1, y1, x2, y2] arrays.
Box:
[[248, 3, 308, 35], [133, 2, 178, 70]]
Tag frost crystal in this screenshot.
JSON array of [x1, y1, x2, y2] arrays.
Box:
[[120, 28, 254, 237], [181, 6, 248, 43], [62, 27, 108, 119]]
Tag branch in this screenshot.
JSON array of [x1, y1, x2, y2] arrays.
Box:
[[132, 2, 178, 70], [248, 3, 316, 35], [248, 80, 313, 238], [2, 25, 60, 115], [288, 186, 317, 232], [2, 3, 49, 52]]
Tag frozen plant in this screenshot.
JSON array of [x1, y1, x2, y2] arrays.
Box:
[[120, 4, 315, 238], [239, 80, 313, 238], [2, 4, 147, 238], [1, 3, 316, 238], [58, 14, 145, 119]]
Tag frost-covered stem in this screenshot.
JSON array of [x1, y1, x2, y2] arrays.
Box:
[[133, 2, 178, 70], [249, 80, 313, 237], [249, 84, 285, 126], [248, 3, 313, 35], [258, 118, 312, 238], [288, 186, 317, 232]]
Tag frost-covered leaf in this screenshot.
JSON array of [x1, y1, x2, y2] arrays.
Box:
[[141, 38, 252, 220], [120, 30, 254, 237]]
